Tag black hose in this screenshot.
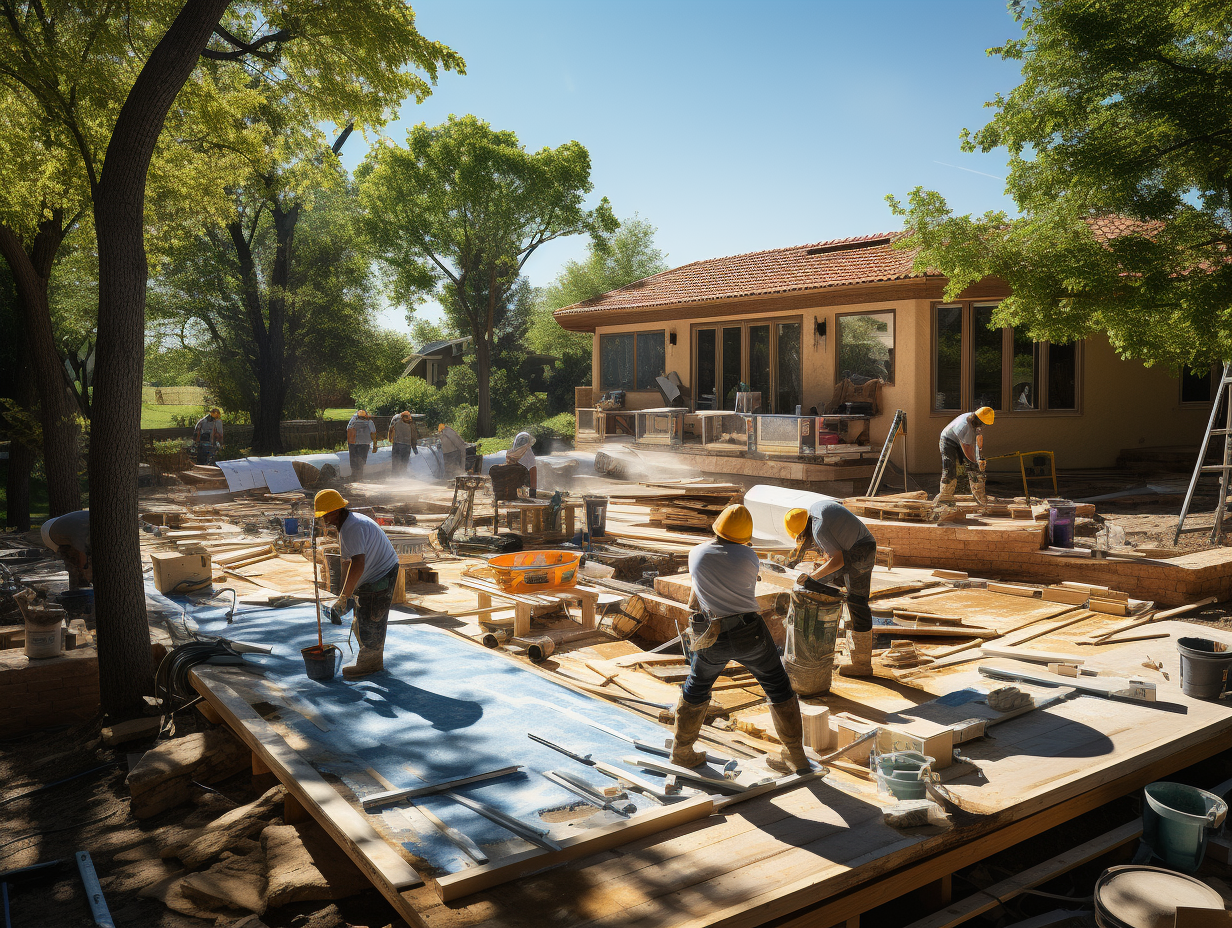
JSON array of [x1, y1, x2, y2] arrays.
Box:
[[155, 640, 242, 717]]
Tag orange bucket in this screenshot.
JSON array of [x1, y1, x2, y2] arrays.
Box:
[[488, 550, 581, 593]]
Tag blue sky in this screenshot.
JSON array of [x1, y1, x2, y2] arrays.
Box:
[[340, 0, 1025, 331]]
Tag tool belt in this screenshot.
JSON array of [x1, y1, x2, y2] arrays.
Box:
[[689, 611, 758, 651], [355, 564, 400, 595]]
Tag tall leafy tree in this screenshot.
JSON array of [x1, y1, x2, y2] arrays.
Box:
[[359, 115, 616, 436], [887, 0, 1232, 366]]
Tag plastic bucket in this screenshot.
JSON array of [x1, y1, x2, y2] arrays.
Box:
[[283, 517, 299, 535], [488, 550, 580, 593], [1048, 501, 1077, 548], [301, 644, 340, 681], [24, 621, 63, 659], [1094, 865, 1225, 928], [55, 589, 94, 618], [583, 496, 608, 537], [1176, 636, 1232, 699], [1142, 781, 1227, 872]]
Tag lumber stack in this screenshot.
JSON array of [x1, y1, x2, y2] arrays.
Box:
[[619, 482, 743, 534]]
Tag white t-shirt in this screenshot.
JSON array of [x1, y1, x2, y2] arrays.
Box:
[[337, 511, 399, 587], [940, 413, 977, 447], [348, 416, 376, 444], [687, 538, 761, 618]]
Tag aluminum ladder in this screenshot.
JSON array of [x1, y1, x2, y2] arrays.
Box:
[[1174, 362, 1232, 544]]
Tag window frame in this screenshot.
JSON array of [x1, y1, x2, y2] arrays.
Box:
[[691, 315, 804, 413], [1179, 363, 1220, 406], [598, 329, 665, 392], [930, 302, 1083, 418], [834, 308, 897, 386]]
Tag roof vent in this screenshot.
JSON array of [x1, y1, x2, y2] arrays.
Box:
[[806, 236, 892, 256]]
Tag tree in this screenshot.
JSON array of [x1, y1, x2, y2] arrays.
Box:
[[887, 0, 1232, 366], [529, 215, 668, 411], [360, 115, 616, 436]]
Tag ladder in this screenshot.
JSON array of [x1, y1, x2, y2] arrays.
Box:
[[1174, 362, 1232, 544], [866, 409, 908, 497]]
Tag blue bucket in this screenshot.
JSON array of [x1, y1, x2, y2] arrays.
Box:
[[283, 517, 299, 536], [1142, 781, 1227, 872]]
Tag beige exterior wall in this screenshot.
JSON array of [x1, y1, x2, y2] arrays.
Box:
[[590, 299, 1212, 474]]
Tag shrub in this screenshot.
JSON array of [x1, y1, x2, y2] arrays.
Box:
[[353, 377, 445, 427], [448, 404, 479, 440]]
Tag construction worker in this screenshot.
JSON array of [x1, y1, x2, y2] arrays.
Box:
[[387, 411, 419, 478], [346, 410, 379, 483], [193, 408, 224, 464], [314, 489, 400, 678], [39, 511, 92, 589], [437, 424, 468, 476], [784, 504, 877, 677], [672, 504, 811, 775], [504, 431, 537, 493], [937, 407, 995, 505]]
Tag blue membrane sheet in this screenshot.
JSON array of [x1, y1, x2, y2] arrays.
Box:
[[173, 587, 690, 874]]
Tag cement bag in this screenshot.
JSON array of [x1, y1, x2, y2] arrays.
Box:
[[783, 588, 842, 696]]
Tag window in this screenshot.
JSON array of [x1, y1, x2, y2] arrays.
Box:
[[1181, 365, 1217, 405], [836, 311, 895, 384], [694, 317, 802, 412], [932, 303, 1080, 414], [599, 330, 664, 391]]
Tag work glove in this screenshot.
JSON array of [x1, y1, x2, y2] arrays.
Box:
[[797, 574, 844, 600], [329, 595, 350, 625]]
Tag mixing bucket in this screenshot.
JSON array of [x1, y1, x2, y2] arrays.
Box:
[[874, 752, 935, 801], [1141, 781, 1227, 872], [1094, 865, 1225, 928], [1176, 636, 1232, 699], [301, 644, 340, 681]]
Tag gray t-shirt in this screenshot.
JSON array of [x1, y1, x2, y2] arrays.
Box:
[[47, 510, 91, 555], [687, 538, 761, 617], [348, 416, 376, 445], [337, 511, 399, 587], [195, 415, 223, 444], [807, 500, 873, 558], [390, 418, 418, 445], [940, 413, 978, 447]]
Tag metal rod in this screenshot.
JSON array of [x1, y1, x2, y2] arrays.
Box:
[[443, 791, 561, 851], [361, 765, 524, 810]]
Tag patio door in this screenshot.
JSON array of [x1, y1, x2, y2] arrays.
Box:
[[693, 319, 802, 413]]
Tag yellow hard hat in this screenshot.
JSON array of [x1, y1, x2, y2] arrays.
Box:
[[313, 489, 348, 518], [713, 504, 753, 545], [975, 406, 995, 425], [784, 507, 810, 540]]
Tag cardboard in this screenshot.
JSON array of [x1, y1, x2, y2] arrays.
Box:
[[152, 547, 213, 594]]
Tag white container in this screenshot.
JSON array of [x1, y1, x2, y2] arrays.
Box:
[[25, 620, 64, 659]]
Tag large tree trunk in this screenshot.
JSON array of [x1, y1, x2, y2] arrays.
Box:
[[4, 359, 35, 531], [0, 221, 82, 516], [90, 0, 231, 719], [476, 332, 492, 437], [250, 204, 299, 454]]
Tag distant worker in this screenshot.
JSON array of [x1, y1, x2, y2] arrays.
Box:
[[504, 431, 538, 493], [387, 411, 419, 479], [40, 510, 92, 589], [193, 408, 224, 464], [314, 489, 400, 678], [672, 504, 811, 775], [785, 503, 877, 677], [436, 424, 468, 476], [936, 407, 994, 505], [346, 409, 379, 483]]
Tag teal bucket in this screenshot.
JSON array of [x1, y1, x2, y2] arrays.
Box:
[[875, 752, 935, 801], [1142, 781, 1227, 872]]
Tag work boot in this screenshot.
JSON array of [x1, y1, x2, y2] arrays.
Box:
[[838, 630, 874, 677], [343, 647, 384, 678], [970, 473, 989, 506], [669, 697, 709, 767], [933, 479, 957, 504], [766, 697, 812, 774]]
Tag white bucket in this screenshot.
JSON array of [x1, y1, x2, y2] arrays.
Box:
[[25, 620, 64, 659]]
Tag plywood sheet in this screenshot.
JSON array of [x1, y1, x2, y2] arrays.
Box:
[[874, 588, 1076, 630]]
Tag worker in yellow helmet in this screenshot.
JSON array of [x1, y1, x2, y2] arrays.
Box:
[[784, 503, 877, 677], [672, 504, 812, 776], [937, 407, 995, 505], [313, 488, 399, 678]]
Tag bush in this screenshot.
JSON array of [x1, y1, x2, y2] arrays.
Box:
[[353, 377, 445, 426], [448, 404, 479, 440]]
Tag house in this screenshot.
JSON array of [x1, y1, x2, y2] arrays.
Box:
[[554, 232, 1214, 476], [401, 336, 474, 387]]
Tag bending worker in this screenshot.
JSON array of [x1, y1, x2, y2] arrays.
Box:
[[193, 408, 224, 464], [504, 431, 537, 493], [785, 502, 877, 677], [40, 510, 92, 589], [346, 409, 379, 483], [314, 489, 400, 679], [387, 411, 419, 479], [671, 504, 811, 775], [937, 407, 994, 505]]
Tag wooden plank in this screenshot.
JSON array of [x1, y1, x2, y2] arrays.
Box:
[[188, 671, 423, 906], [977, 645, 1083, 665], [429, 795, 714, 902], [1041, 587, 1088, 605], [986, 582, 1039, 598], [360, 765, 524, 810], [1089, 598, 1129, 616]]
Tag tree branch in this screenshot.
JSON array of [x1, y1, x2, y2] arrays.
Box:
[[201, 24, 291, 62]]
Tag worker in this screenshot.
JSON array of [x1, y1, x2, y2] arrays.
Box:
[[785, 503, 878, 677], [387, 411, 419, 479], [504, 431, 537, 493], [313, 489, 400, 678], [437, 424, 468, 476], [193, 408, 224, 464], [346, 409, 379, 484], [937, 407, 995, 505], [671, 504, 811, 775], [39, 510, 92, 589]]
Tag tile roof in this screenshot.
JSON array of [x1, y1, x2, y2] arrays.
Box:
[[554, 233, 933, 320]]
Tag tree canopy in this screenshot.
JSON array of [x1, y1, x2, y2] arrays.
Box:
[[887, 0, 1232, 366]]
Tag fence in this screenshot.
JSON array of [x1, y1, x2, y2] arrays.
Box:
[[142, 385, 209, 406], [141, 417, 398, 456]]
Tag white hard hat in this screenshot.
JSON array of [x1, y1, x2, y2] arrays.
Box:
[[40, 516, 58, 550]]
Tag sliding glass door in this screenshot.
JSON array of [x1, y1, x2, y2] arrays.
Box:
[[694, 318, 802, 413]]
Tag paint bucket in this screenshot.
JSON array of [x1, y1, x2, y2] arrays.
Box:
[[1094, 865, 1225, 928], [301, 644, 340, 681], [526, 636, 555, 663], [583, 496, 608, 538], [1141, 781, 1227, 872], [24, 619, 63, 659], [1048, 501, 1077, 548], [282, 517, 299, 536], [1176, 636, 1232, 699]]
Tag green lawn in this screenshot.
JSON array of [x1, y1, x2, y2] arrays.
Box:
[[322, 408, 357, 420], [140, 403, 205, 429]]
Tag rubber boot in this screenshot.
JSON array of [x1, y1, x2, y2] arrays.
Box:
[[669, 698, 709, 767], [838, 630, 874, 677], [970, 472, 989, 506], [933, 479, 957, 504], [344, 614, 387, 678], [766, 697, 812, 774]]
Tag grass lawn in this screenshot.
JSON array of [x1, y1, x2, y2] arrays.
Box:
[[322, 408, 357, 420], [140, 403, 205, 429]]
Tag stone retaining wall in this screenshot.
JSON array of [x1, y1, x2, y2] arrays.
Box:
[[0, 647, 100, 736]]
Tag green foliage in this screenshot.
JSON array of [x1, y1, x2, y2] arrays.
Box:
[[836, 316, 891, 381], [144, 343, 205, 387], [887, 0, 1232, 366], [409, 317, 453, 349], [449, 404, 479, 441], [353, 377, 445, 426]]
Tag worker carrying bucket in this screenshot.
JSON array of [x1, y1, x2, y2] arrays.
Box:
[[936, 407, 995, 506], [672, 503, 812, 776], [313, 489, 400, 679], [784, 502, 877, 678]]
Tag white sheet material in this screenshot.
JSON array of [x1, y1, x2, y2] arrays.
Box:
[[743, 484, 838, 545]]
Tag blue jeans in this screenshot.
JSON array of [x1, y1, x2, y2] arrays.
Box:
[[841, 540, 877, 632], [681, 614, 795, 706]]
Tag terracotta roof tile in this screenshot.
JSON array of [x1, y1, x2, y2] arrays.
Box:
[[554, 233, 933, 319]]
